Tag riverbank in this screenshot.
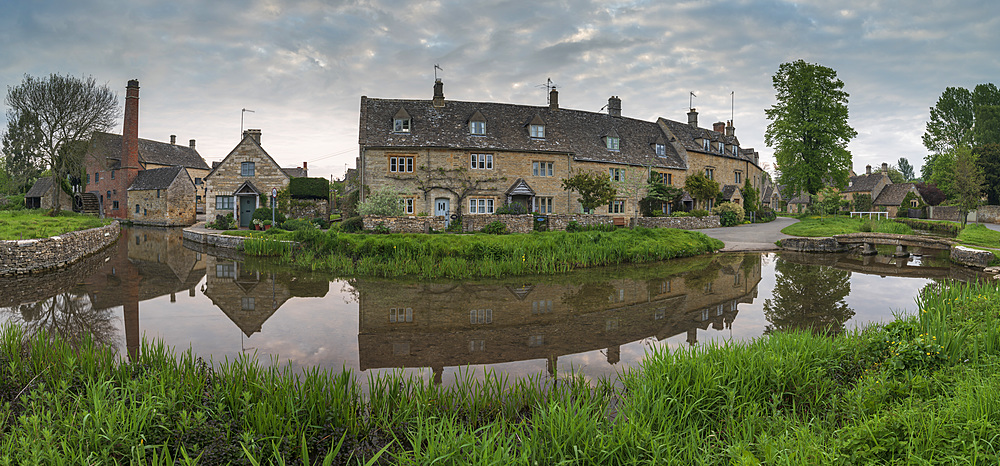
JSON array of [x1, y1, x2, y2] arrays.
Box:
[[2, 279, 999, 463], [0, 220, 120, 276]]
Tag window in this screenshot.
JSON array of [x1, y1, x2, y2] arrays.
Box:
[[468, 198, 494, 214], [111, 170, 115, 180], [703, 139, 710, 151], [469, 340, 486, 352], [528, 335, 545, 347], [86, 174, 90, 184], [660, 172, 672, 185], [215, 263, 235, 278], [95, 172, 100, 183], [911, 199, 919, 208], [655, 143, 666, 156], [469, 120, 486, 135], [530, 124, 545, 138], [532, 300, 553, 314], [242, 297, 255, 311], [719, 143, 725, 154], [609, 168, 622, 181], [404, 198, 414, 214], [606, 136, 620, 151], [393, 118, 410, 133], [609, 199, 626, 214], [734, 172, 742, 184], [241, 162, 255, 177], [216, 195, 234, 210], [534, 197, 553, 214], [389, 156, 414, 173], [194, 177, 203, 185], [733, 145, 739, 155], [705, 168, 714, 180], [135, 204, 140, 214], [156, 189, 160, 198], [389, 307, 413, 323], [470, 154, 493, 170], [532, 161, 553, 177], [470, 309, 493, 324], [112, 200, 119, 209]]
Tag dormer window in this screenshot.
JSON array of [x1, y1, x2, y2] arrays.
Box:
[[703, 139, 710, 151], [719, 143, 725, 154], [469, 121, 485, 135], [655, 143, 666, 156], [530, 124, 545, 138], [393, 108, 412, 133], [606, 136, 620, 151]]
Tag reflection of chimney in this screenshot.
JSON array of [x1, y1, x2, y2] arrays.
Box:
[[547, 355, 558, 377], [866, 164, 872, 175], [606, 345, 620, 365], [189, 139, 196, 149], [170, 135, 176, 145], [687, 108, 699, 128], [433, 79, 445, 108], [549, 88, 559, 110], [713, 121, 725, 133], [686, 327, 698, 345], [244, 129, 261, 144], [608, 96, 621, 117]]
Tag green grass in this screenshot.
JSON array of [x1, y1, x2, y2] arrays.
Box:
[[5, 280, 1000, 463], [274, 227, 725, 279], [0, 210, 110, 240], [781, 215, 914, 237], [957, 223, 1000, 249]]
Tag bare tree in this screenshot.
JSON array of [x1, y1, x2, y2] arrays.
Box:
[[5, 74, 119, 213]]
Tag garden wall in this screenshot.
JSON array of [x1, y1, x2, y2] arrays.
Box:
[[0, 222, 120, 276], [636, 216, 721, 230], [288, 198, 331, 220], [547, 214, 614, 231], [363, 216, 448, 233], [462, 214, 533, 234], [976, 205, 1000, 224]]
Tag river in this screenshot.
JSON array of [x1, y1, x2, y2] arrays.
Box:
[[0, 226, 983, 385]]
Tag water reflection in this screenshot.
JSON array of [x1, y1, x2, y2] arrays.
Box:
[[764, 258, 854, 335]]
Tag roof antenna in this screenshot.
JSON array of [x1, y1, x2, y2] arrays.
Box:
[[689, 91, 696, 110], [434, 64, 443, 81], [535, 78, 559, 104], [730, 91, 735, 126], [241, 108, 255, 138]]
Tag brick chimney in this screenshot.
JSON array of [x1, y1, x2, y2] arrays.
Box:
[[549, 88, 559, 110], [713, 121, 725, 133], [244, 129, 262, 144], [433, 79, 445, 108], [189, 139, 196, 149], [726, 120, 735, 137], [608, 96, 621, 117], [687, 108, 698, 128], [170, 135, 176, 145], [866, 164, 871, 175], [122, 79, 141, 186]]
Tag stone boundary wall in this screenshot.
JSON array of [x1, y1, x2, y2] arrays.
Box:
[[462, 214, 533, 234], [779, 237, 848, 253], [547, 214, 614, 231], [182, 226, 297, 254], [929, 205, 962, 221], [636, 216, 721, 230], [0, 221, 120, 276], [0, 233, 121, 305], [977, 205, 1000, 224], [364, 216, 448, 233], [289, 198, 331, 220]]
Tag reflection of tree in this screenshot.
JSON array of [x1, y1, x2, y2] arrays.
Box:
[[763, 259, 854, 335], [5, 291, 118, 348]]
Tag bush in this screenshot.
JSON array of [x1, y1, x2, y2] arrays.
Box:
[[371, 222, 391, 234], [712, 202, 745, 226], [207, 213, 235, 230], [288, 177, 329, 199], [341, 216, 364, 233], [310, 217, 330, 229], [0, 195, 25, 210], [252, 207, 287, 225], [481, 220, 508, 235], [669, 211, 691, 218], [689, 209, 711, 218], [495, 203, 528, 215], [280, 219, 315, 231], [566, 221, 615, 233], [446, 216, 463, 233], [533, 216, 548, 232], [357, 186, 404, 217], [755, 207, 777, 223]]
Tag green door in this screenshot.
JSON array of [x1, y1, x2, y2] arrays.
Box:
[[240, 196, 255, 227]]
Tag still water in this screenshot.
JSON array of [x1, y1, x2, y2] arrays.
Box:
[[0, 227, 982, 385]]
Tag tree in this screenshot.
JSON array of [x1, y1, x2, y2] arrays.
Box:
[[357, 185, 404, 216], [561, 171, 616, 213], [1, 111, 44, 194], [974, 143, 1000, 205], [763, 258, 854, 336], [683, 173, 720, 210], [915, 182, 946, 206], [927, 151, 956, 200], [953, 146, 984, 228], [611, 165, 650, 221], [640, 182, 683, 216], [922, 83, 1000, 180], [765, 60, 856, 196], [742, 179, 759, 219], [886, 166, 905, 184], [5, 74, 118, 213], [973, 84, 1000, 146], [897, 157, 915, 181]]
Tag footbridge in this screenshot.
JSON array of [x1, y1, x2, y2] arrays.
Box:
[[831, 233, 953, 257]]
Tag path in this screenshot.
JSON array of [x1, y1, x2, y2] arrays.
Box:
[[699, 216, 799, 252]]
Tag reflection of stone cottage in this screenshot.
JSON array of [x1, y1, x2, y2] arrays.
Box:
[[203, 130, 308, 228], [82, 80, 209, 225], [24, 177, 72, 210], [358, 80, 764, 217]]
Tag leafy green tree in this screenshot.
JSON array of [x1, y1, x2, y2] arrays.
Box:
[[814, 186, 846, 217], [641, 181, 683, 216], [765, 60, 856, 196], [922, 83, 1000, 180], [5, 74, 118, 213], [897, 157, 915, 181], [1, 111, 44, 194], [974, 143, 1000, 205], [886, 166, 904, 184], [953, 146, 984, 228], [357, 185, 404, 217], [928, 152, 957, 200], [683, 173, 720, 210], [973, 84, 1000, 146], [741, 179, 759, 219], [561, 171, 616, 213], [852, 193, 873, 212]]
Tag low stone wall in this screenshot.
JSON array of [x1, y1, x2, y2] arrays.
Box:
[[929, 205, 962, 221], [951, 246, 995, 268], [462, 214, 533, 234], [0, 221, 120, 276], [636, 215, 721, 230], [289, 198, 331, 220], [547, 214, 614, 231], [779, 237, 848, 253], [364, 216, 448, 233], [977, 205, 1000, 224], [182, 228, 248, 250]]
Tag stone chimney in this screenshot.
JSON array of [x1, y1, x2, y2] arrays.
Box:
[[726, 120, 735, 137], [866, 164, 872, 175], [882, 162, 888, 174], [608, 96, 621, 117], [302, 161, 307, 170], [189, 139, 196, 149], [433, 79, 445, 108], [687, 108, 698, 128], [549, 88, 559, 110], [170, 135, 176, 145], [244, 129, 262, 144], [713, 121, 725, 133]]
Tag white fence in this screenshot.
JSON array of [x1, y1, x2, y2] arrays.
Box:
[[850, 211, 888, 219]]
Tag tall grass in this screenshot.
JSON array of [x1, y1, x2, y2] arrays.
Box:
[[0, 210, 110, 240]]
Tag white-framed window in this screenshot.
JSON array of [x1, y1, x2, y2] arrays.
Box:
[[609, 168, 622, 181], [389, 156, 414, 173], [215, 263, 235, 278], [389, 307, 413, 323], [404, 198, 414, 214], [469, 120, 486, 135], [705, 168, 714, 180], [470, 153, 493, 170], [215, 195, 234, 210], [534, 197, 553, 214], [719, 143, 725, 154], [655, 143, 666, 156], [703, 139, 710, 151], [734, 171, 742, 184], [241, 162, 255, 177], [606, 136, 620, 151], [530, 124, 545, 138], [609, 199, 626, 214], [532, 161, 553, 177], [469, 340, 485, 352], [468, 198, 495, 214], [470, 309, 493, 324], [393, 118, 410, 133], [532, 300, 553, 314]]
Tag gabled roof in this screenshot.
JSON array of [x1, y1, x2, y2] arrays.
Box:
[[360, 97, 686, 170], [205, 134, 290, 181], [874, 183, 921, 206], [843, 172, 888, 193], [25, 177, 55, 198], [506, 178, 535, 196], [721, 184, 741, 200], [128, 166, 185, 191], [90, 132, 209, 170], [282, 167, 307, 178], [657, 118, 758, 167]]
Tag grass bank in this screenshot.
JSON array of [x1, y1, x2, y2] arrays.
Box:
[[3, 280, 1000, 463], [957, 223, 1000, 249], [272, 227, 724, 279], [780, 215, 913, 237], [0, 210, 110, 240]]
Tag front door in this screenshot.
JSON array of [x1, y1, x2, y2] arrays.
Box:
[[240, 195, 256, 228], [434, 198, 450, 227]]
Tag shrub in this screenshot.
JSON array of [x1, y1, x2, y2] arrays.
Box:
[[853, 193, 874, 212], [565, 221, 615, 232], [357, 186, 404, 217], [371, 222, 391, 234], [565, 220, 582, 232], [310, 217, 330, 229], [481, 220, 507, 235], [207, 213, 235, 230], [280, 219, 315, 231], [446, 216, 463, 233], [669, 211, 691, 218], [689, 209, 711, 218], [341, 216, 364, 232], [288, 177, 329, 199], [756, 207, 776, 223], [495, 203, 528, 215], [252, 207, 287, 225], [712, 202, 745, 226], [533, 216, 548, 232], [0, 195, 25, 210]]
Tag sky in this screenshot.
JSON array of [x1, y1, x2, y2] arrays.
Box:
[[2, 0, 999, 182]]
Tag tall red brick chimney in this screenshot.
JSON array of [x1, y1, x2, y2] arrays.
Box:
[[122, 80, 141, 183]]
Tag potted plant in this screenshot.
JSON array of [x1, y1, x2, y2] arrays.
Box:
[[252, 219, 264, 230], [263, 220, 273, 230]]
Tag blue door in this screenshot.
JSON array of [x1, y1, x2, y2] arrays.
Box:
[[240, 195, 256, 228], [435, 198, 450, 227]]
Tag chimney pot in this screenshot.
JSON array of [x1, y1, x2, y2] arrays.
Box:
[[303, 161, 307, 169], [866, 164, 872, 175], [713, 121, 726, 133], [726, 120, 735, 137], [170, 135, 176, 144], [687, 108, 699, 128], [189, 139, 196, 149], [549, 88, 559, 110], [608, 96, 622, 117], [433, 79, 445, 108], [882, 162, 888, 174], [243, 129, 262, 144]]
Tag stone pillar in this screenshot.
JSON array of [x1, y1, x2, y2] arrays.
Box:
[[862, 242, 878, 256], [893, 245, 909, 258]]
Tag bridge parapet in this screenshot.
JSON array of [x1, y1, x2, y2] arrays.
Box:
[[832, 233, 953, 249]]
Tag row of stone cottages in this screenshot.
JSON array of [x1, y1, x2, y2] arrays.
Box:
[[27, 80, 308, 227]]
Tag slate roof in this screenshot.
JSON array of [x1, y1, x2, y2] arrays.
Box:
[[25, 178, 55, 198], [721, 184, 740, 200], [91, 132, 210, 170], [874, 183, 920, 206], [128, 166, 184, 191], [843, 172, 888, 193], [359, 97, 686, 170], [282, 167, 307, 178], [761, 186, 775, 202], [657, 118, 757, 167]]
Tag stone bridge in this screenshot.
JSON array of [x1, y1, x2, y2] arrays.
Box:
[[831, 233, 953, 257]]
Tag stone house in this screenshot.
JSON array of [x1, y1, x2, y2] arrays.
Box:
[[873, 183, 925, 217], [127, 166, 197, 226], [24, 177, 72, 210], [82, 80, 209, 223], [720, 185, 744, 206], [841, 163, 891, 209], [357, 80, 764, 218], [204, 130, 308, 228]]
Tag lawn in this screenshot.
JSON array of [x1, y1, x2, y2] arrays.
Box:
[[780, 215, 913, 237], [956, 223, 1000, 248], [0, 210, 111, 240]]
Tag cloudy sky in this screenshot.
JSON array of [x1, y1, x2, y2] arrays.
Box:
[[2, 0, 998, 181]]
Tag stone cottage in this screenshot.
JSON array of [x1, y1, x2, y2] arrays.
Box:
[[874, 183, 925, 217], [127, 166, 197, 226], [24, 177, 72, 210]]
